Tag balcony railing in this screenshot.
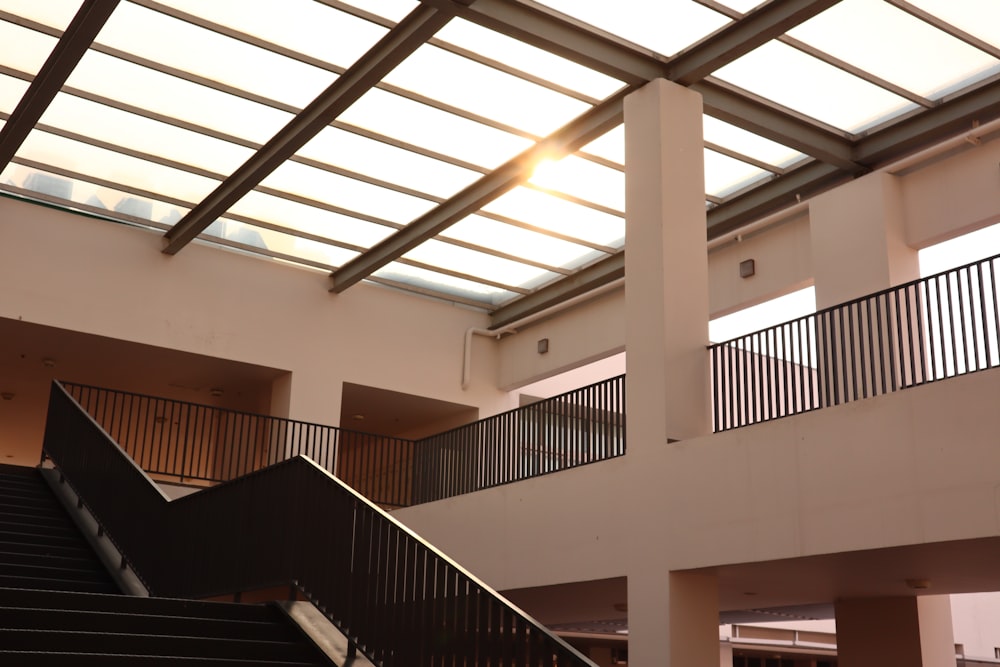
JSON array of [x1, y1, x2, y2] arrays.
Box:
[[63, 374, 625, 507], [709, 252, 1000, 431]]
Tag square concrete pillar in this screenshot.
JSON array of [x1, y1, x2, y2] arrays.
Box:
[[624, 78, 711, 448], [809, 172, 919, 310], [835, 595, 956, 667], [627, 569, 719, 666]]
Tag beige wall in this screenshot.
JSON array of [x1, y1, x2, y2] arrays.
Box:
[[396, 364, 1000, 591], [0, 196, 512, 461]]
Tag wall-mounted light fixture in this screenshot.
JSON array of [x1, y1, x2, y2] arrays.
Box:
[[739, 259, 756, 278], [537, 338, 549, 354]]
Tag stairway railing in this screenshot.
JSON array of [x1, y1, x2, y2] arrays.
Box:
[[63, 374, 625, 508], [43, 380, 598, 667], [709, 252, 1000, 431]]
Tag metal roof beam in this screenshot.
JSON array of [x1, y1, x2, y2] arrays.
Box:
[[489, 252, 625, 329], [425, 0, 666, 84], [693, 80, 862, 172], [450, 0, 860, 170], [669, 0, 842, 85], [162, 2, 463, 254], [706, 161, 847, 238], [329, 90, 628, 293], [0, 0, 119, 171], [854, 77, 1000, 166]]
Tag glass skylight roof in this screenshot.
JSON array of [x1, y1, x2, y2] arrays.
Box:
[[1, 0, 999, 314]]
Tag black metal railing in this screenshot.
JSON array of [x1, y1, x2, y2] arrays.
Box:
[[412, 375, 625, 504], [43, 381, 597, 667], [63, 374, 625, 508], [710, 252, 1000, 431]]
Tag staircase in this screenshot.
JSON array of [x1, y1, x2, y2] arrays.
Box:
[[0, 463, 118, 593], [0, 464, 334, 665]]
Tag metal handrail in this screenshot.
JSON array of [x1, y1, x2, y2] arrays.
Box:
[[709, 251, 1000, 431], [63, 374, 626, 507], [43, 380, 598, 667]]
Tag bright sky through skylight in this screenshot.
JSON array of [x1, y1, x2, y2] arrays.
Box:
[[1, 0, 1000, 309]]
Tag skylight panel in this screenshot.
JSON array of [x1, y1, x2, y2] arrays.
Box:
[[908, 0, 1000, 51], [0, 20, 59, 78], [374, 262, 518, 307], [151, 0, 390, 68], [296, 126, 482, 200], [788, 0, 1000, 101], [201, 218, 361, 268], [16, 129, 219, 207], [434, 18, 626, 100], [713, 41, 916, 133], [528, 154, 625, 212], [442, 215, 605, 269], [65, 51, 293, 144], [258, 160, 437, 225], [402, 239, 559, 290], [0, 0, 80, 32], [580, 124, 625, 164], [703, 149, 772, 198], [483, 187, 625, 248], [0, 73, 29, 115], [702, 116, 803, 169], [229, 191, 394, 249], [535, 0, 730, 57], [334, 0, 420, 23], [340, 88, 533, 169], [95, 2, 334, 110], [707, 0, 768, 12], [3, 162, 191, 226], [37, 93, 254, 176], [382, 43, 592, 137]]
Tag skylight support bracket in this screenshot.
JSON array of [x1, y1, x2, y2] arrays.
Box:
[[161, 2, 467, 255], [0, 0, 119, 172]]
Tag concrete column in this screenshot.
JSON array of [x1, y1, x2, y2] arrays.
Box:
[[809, 172, 923, 397], [268, 369, 342, 465], [835, 595, 956, 667], [809, 171, 918, 310], [627, 569, 719, 666], [624, 77, 710, 447]]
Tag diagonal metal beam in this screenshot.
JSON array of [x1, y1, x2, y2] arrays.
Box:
[[448, 0, 860, 170], [490, 252, 625, 330], [329, 89, 629, 293], [0, 0, 119, 171], [161, 2, 466, 255], [668, 0, 841, 85], [422, 0, 666, 84], [692, 79, 861, 171], [854, 76, 1000, 166], [706, 161, 848, 238]]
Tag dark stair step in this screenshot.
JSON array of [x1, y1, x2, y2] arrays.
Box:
[[0, 528, 91, 549], [0, 629, 322, 662], [0, 549, 111, 572], [0, 539, 97, 560], [0, 464, 44, 477], [0, 480, 59, 499], [0, 508, 78, 528], [0, 606, 301, 642], [0, 561, 114, 584], [0, 497, 73, 519], [0, 588, 282, 623], [0, 517, 81, 538], [0, 575, 119, 594], [0, 652, 325, 666]]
